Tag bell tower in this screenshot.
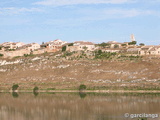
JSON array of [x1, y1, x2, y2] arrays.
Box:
[[131, 34, 135, 42]]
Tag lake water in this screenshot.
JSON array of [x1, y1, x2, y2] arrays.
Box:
[[0, 92, 160, 120]]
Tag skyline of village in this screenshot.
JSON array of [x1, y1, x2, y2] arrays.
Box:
[[0, 34, 160, 46], [0, 34, 160, 58]]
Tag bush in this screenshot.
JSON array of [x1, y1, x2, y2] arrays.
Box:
[[33, 86, 39, 92], [98, 42, 111, 48], [139, 43, 145, 46], [62, 46, 66, 52], [0, 54, 4, 57], [12, 84, 19, 91], [79, 84, 86, 91], [68, 43, 73, 46], [128, 41, 137, 45]]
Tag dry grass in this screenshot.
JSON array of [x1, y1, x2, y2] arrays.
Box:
[[0, 55, 160, 90]]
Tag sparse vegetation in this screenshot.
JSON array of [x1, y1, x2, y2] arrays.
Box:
[[62, 51, 74, 57], [8, 49, 15, 51], [98, 42, 111, 48], [24, 54, 34, 57], [95, 50, 117, 59], [0, 52, 159, 91], [47, 88, 56, 90]]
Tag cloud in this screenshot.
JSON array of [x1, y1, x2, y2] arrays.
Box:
[[34, 0, 136, 6], [75, 8, 155, 21], [42, 8, 155, 29], [103, 9, 154, 18], [0, 7, 43, 15]]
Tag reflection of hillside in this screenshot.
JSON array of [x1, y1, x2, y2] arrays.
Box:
[[0, 93, 160, 120]]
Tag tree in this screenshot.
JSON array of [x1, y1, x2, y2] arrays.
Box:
[[33, 86, 39, 96], [0, 54, 3, 57], [33, 86, 39, 92], [98, 50, 102, 55], [12, 84, 19, 91], [122, 44, 127, 46], [62, 46, 66, 52], [99, 42, 111, 48], [79, 84, 87, 91], [68, 43, 73, 46], [129, 41, 137, 45], [139, 43, 145, 46]]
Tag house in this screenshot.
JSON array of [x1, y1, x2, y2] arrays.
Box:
[[139, 45, 155, 55], [148, 46, 160, 55], [107, 41, 123, 48], [127, 47, 141, 54], [13, 42, 25, 49], [102, 48, 121, 53], [44, 39, 67, 52], [1, 42, 13, 49], [1, 42, 25, 49], [72, 41, 95, 51], [33, 48, 47, 55], [17, 43, 40, 52]]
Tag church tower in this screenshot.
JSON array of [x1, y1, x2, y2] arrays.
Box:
[[131, 34, 135, 42]]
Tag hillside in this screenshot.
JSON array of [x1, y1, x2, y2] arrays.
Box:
[[0, 52, 160, 91]]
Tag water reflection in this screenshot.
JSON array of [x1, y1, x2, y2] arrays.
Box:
[[12, 92, 19, 98], [33, 91, 39, 97], [0, 93, 160, 120], [79, 92, 87, 99]]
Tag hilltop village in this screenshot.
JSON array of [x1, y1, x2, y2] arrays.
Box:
[[0, 34, 160, 58], [0, 34, 160, 91]]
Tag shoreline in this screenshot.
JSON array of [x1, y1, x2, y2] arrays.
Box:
[[1, 89, 160, 93]]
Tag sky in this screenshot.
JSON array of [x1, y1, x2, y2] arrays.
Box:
[[0, 0, 160, 45]]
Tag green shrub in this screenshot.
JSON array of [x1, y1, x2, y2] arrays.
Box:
[[0, 54, 4, 57], [12, 84, 19, 91], [24, 54, 34, 57], [128, 41, 137, 45], [33, 86, 39, 92], [62, 46, 66, 52], [68, 43, 73, 46], [79, 84, 86, 91]]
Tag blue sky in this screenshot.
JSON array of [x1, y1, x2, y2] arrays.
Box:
[[0, 0, 160, 45]]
